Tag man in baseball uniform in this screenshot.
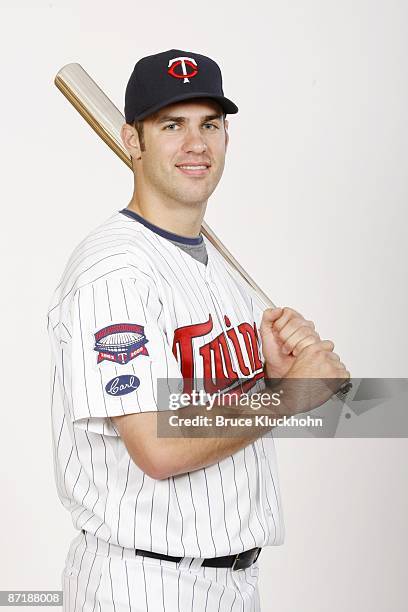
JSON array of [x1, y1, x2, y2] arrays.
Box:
[[47, 49, 348, 611]]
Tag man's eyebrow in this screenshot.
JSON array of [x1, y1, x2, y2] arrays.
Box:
[[202, 113, 224, 122], [155, 113, 224, 124], [155, 115, 185, 124]]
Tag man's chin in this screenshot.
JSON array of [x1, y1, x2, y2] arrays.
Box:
[[173, 182, 217, 206], [175, 193, 212, 207]]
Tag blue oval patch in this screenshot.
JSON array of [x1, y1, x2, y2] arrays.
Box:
[[105, 375, 140, 397]]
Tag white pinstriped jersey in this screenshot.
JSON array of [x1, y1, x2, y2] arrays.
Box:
[[47, 210, 285, 557]]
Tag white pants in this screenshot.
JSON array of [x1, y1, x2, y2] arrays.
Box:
[[62, 530, 262, 611]]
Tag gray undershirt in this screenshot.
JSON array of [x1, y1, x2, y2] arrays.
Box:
[[167, 237, 208, 266], [119, 208, 208, 265]]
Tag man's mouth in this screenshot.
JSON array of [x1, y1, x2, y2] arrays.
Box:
[[176, 163, 211, 176]]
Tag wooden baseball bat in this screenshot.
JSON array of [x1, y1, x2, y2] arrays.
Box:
[[54, 63, 275, 309], [54, 62, 352, 398]]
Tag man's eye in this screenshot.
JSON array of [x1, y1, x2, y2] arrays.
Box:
[[203, 123, 218, 130], [164, 123, 179, 130]]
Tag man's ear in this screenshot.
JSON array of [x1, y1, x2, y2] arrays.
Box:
[[120, 123, 142, 160], [224, 118, 229, 151]]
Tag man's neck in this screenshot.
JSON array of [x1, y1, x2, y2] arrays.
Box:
[[127, 193, 207, 239]]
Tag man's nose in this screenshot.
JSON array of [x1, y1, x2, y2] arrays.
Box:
[[182, 129, 207, 154]]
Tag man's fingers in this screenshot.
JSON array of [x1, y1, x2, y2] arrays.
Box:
[[274, 313, 317, 347], [260, 307, 284, 330], [276, 317, 308, 343], [335, 362, 347, 371], [335, 366, 350, 378], [318, 340, 335, 351], [272, 307, 304, 333], [299, 340, 335, 355], [326, 355, 349, 376], [282, 329, 320, 355]]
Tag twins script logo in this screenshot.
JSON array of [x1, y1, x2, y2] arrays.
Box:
[[167, 56, 198, 83], [172, 314, 264, 395]]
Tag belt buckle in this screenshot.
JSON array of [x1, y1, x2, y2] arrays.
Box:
[[231, 553, 243, 572], [232, 547, 261, 571], [253, 547, 261, 564]]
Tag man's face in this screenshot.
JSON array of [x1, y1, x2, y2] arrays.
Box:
[[138, 98, 229, 206]]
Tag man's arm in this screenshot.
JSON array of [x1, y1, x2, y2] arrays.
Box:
[[112, 335, 349, 480], [111, 399, 275, 481]]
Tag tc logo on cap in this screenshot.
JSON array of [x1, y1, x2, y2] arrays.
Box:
[[167, 56, 198, 83]]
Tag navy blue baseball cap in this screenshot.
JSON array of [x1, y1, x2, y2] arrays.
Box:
[[124, 49, 239, 124]]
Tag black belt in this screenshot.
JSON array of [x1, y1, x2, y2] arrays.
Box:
[[81, 532, 261, 571], [134, 546, 262, 571]]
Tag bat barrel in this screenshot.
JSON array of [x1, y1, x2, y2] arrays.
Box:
[[55, 63, 132, 168]]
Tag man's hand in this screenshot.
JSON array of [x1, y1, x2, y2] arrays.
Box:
[[259, 307, 323, 378], [259, 307, 350, 415], [259, 306, 348, 380]]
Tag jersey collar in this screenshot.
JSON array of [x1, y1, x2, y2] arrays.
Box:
[[119, 208, 203, 246]]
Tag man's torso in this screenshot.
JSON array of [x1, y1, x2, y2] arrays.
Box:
[[47, 210, 285, 556]]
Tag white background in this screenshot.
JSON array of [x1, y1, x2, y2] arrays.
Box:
[[1, 1, 407, 610]]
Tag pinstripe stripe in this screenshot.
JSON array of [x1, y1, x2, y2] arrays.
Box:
[[78, 289, 91, 418], [72, 540, 87, 612], [203, 469, 217, 556], [117, 458, 131, 543], [172, 476, 186, 557], [187, 473, 202, 557], [141, 558, 149, 611], [231, 456, 245, 550], [217, 462, 232, 554], [124, 560, 132, 611], [149, 479, 157, 550]]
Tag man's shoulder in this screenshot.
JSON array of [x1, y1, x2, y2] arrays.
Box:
[[74, 209, 140, 254], [68, 209, 155, 270], [47, 211, 157, 318]]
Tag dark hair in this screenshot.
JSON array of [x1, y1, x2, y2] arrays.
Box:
[[132, 120, 146, 152]]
